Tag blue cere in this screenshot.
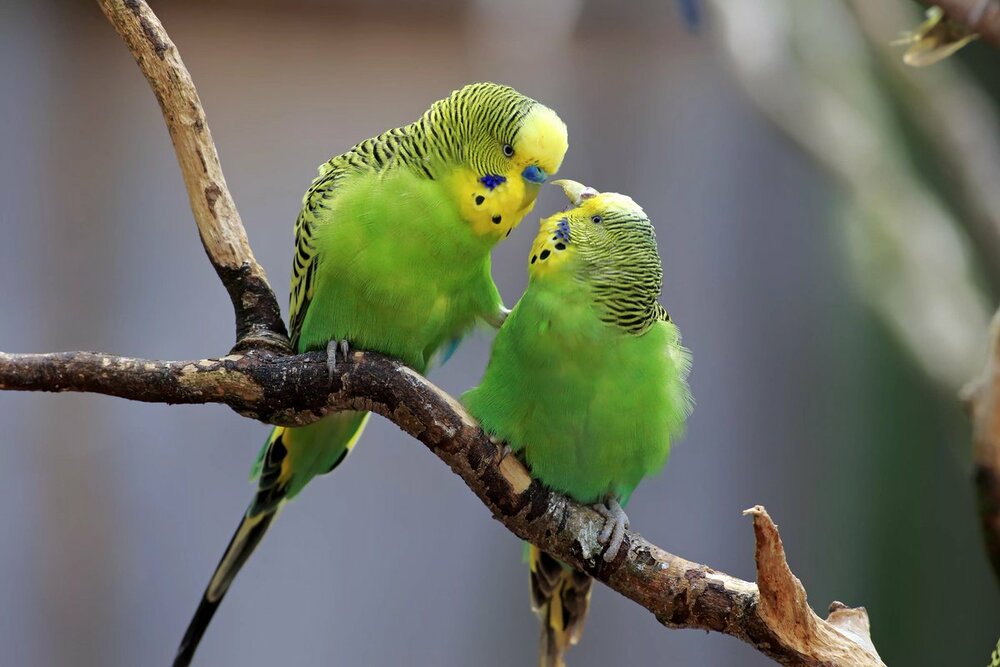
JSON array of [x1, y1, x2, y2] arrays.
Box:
[[521, 165, 547, 184], [479, 174, 507, 190]]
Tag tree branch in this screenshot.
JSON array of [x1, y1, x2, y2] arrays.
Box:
[[96, 0, 288, 351], [0, 347, 883, 665], [914, 0, 1000, 49]]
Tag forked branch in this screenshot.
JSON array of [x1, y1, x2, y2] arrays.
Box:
[[97, 0, 288, 350]]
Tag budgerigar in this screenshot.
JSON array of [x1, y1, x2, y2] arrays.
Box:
[[463, 180, 692, 667], [173, 83, 568, 666]]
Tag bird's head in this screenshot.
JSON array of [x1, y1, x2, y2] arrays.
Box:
[[508, 103, 568, 188], [529, 179, 662, 289], [449, 83, 567, 189], [441, 83, 568, 242]]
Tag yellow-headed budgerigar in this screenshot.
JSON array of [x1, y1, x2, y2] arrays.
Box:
[[173, 83, 568, 666], [463, 180, 692, 667]]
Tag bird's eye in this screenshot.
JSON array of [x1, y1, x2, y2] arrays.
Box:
[[591, 215, 602, 224], [502, 144, 515, 157]]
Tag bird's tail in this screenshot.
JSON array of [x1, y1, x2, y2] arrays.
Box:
[[173, 506, 279, 667], [528, 544, 593, 667], [174, 412, 369, 666]]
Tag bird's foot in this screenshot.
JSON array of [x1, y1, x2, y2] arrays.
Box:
[[593, 497, 629, 562], [326, 339, 351, 383], [487, 434, 512, 461]]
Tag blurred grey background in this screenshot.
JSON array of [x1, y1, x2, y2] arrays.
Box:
[[1, 1, 998, 665]]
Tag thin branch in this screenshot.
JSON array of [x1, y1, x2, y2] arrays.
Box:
[[914, 0, 1000, 49], [964, 311, 1000, 581], [96, 0, 288, 351], [0, 348, 883, 665]]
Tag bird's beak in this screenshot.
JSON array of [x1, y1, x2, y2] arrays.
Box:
[[521, 164, 548, 184], [552, 179, 598, 207]]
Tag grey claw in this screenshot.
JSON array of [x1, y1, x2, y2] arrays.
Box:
[[593, 498, 629, 562], [326, 340, 339, 382], [327, 339, 350, 383], [594, 504, 614, 542], [606, 520, 627, 562], [486, 434, 512, 461]]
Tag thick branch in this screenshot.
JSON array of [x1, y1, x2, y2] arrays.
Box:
[[914, 0, 1000, 48], [964, 311, 1000, 582], [97, 0, 288, 351], [0, 348, 883, 665]]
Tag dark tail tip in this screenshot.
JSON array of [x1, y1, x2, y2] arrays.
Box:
[[173, 510, 277, 666], [173, 595, 222, 667]]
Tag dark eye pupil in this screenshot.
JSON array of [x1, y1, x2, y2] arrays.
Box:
[[503, 144, 514, 157], [592, 215, 602, 224]]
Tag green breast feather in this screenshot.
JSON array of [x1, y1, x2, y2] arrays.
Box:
[[464, 185, 692, 504], [298, 168, 502, 371]]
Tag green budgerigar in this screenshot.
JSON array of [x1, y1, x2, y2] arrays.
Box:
[[463, 180, 692, 667], [174, 83, 568, 666]]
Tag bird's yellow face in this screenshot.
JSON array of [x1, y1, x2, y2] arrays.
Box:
[[529, 180, 654, 282], [511, 105, 570, 186], [448, 96, 568, 244]]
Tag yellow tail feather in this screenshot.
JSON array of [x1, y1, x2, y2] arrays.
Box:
[[528, 545, 592, 667]]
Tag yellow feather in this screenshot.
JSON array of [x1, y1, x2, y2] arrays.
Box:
[[446, 166, 535, 241]]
